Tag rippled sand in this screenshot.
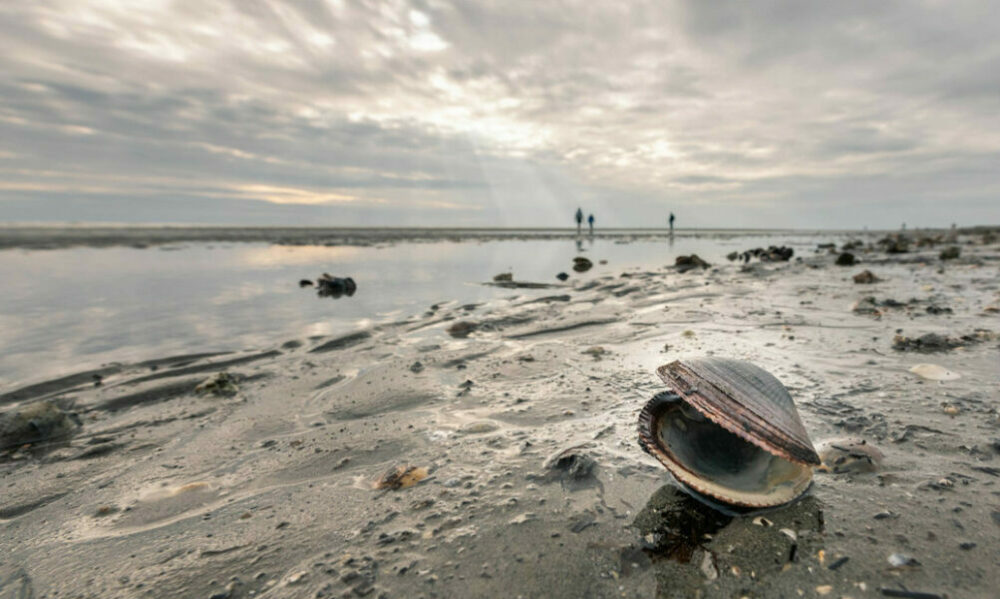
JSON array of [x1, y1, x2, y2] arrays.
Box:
[[2, 236, 998, 598]]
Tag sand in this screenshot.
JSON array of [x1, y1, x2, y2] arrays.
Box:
[[1, 232, 999, 599]]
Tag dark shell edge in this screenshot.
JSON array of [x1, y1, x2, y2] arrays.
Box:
[[656, 360, 821, 466]]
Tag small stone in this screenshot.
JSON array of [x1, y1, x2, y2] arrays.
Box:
[[939, 246, 960, 260], [887, 553, 920, 568], [194, 372, 239, 397], [446, 321, 477, 338], [675, 254, 710, 272], [572, 257, 593, 272], [835, 252, 856, 266], [815, 585, 833, 596], [853, 270, 879, 284], [556, 272, 569, 281], [959, 542, 976, 550]]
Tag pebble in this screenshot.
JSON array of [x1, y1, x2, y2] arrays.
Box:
[[887, 553, 920, 568], [909, 363, 960, 381]]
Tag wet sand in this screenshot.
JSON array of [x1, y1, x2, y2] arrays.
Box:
[[2, 233, 999, 598]]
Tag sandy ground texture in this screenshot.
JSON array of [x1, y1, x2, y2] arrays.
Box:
[[0, 225, 837, 250], [1, 233, 999, 599]]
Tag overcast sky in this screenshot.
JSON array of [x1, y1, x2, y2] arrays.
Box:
[[0, 1, 997, 228]]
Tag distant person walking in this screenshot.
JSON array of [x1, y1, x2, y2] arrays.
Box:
[[588, 213, 594, 234], [575, 207, 584, 234], [669, 212, 675, 233]]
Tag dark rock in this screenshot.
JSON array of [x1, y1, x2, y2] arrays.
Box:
[[853, 270, 879, 284], [879, 235, 910, 254], [556, 272, 569, 281], [0, 401, 81, 449], [925, 305, 952, 315], [895, 330, 997, 351], [733, 246, 793, 263], [572, 257, 593, 272], [299, 279, 314, 287], [726, 251, 739, 261], [762, 246, 794, 261], [675, 254, 710, 273], [493, 272, 513, 282], [939, 246, 961, 260], [446, 321, 477, 338], [489, 280, 562, 289], [316, 274, 357, 298], [409, 361, 424, 374], [836, 252, 856, 266]]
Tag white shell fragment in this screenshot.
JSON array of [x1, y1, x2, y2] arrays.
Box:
[[908, 363, 960, 381], [817, 438, 884, 474]]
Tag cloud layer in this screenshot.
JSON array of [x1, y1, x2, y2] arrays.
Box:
[[1, 0, 998, 228]]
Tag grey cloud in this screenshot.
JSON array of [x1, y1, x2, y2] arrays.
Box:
[[0, 0, 998, 228]]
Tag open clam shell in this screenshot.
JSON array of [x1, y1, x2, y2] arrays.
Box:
[[638, 358, 819, 508]]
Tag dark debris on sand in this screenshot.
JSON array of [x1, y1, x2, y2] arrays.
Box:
[[892, 330, 995, 352]]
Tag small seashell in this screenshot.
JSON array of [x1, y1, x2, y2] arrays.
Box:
[[942, 404, 960, 416], [816, 438, 884, 474], [909, 363, 960, 381], [887, 553, 920, 568]]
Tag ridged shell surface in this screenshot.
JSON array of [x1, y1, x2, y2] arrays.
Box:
[[656, 358, 820, 465]]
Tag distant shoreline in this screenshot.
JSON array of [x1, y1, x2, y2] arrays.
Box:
[[2, 224, 987, 250]]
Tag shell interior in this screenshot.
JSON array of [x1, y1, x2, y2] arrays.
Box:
[[639, 392, 813, 508]]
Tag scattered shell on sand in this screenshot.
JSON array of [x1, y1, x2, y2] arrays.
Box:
[[194, 372, 239, 397], [373, 465, 429, 490], [816, 438, 884, 474], [887, 553, 920, 568], [909, 363, 960, 381]]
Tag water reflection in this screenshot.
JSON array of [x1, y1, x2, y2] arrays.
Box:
[[0, 234, 837, 389]]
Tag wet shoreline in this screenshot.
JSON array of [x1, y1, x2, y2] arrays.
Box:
[[1, 232, 999, 598], [0, 225, 910, 250]]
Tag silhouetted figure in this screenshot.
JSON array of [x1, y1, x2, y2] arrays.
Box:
[[575, 208, 583, 233], [669, 212, 675, 233], [588, 213, 594, 234]]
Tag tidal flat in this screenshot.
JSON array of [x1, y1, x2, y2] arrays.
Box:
[[1, 230, 998, 599]]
